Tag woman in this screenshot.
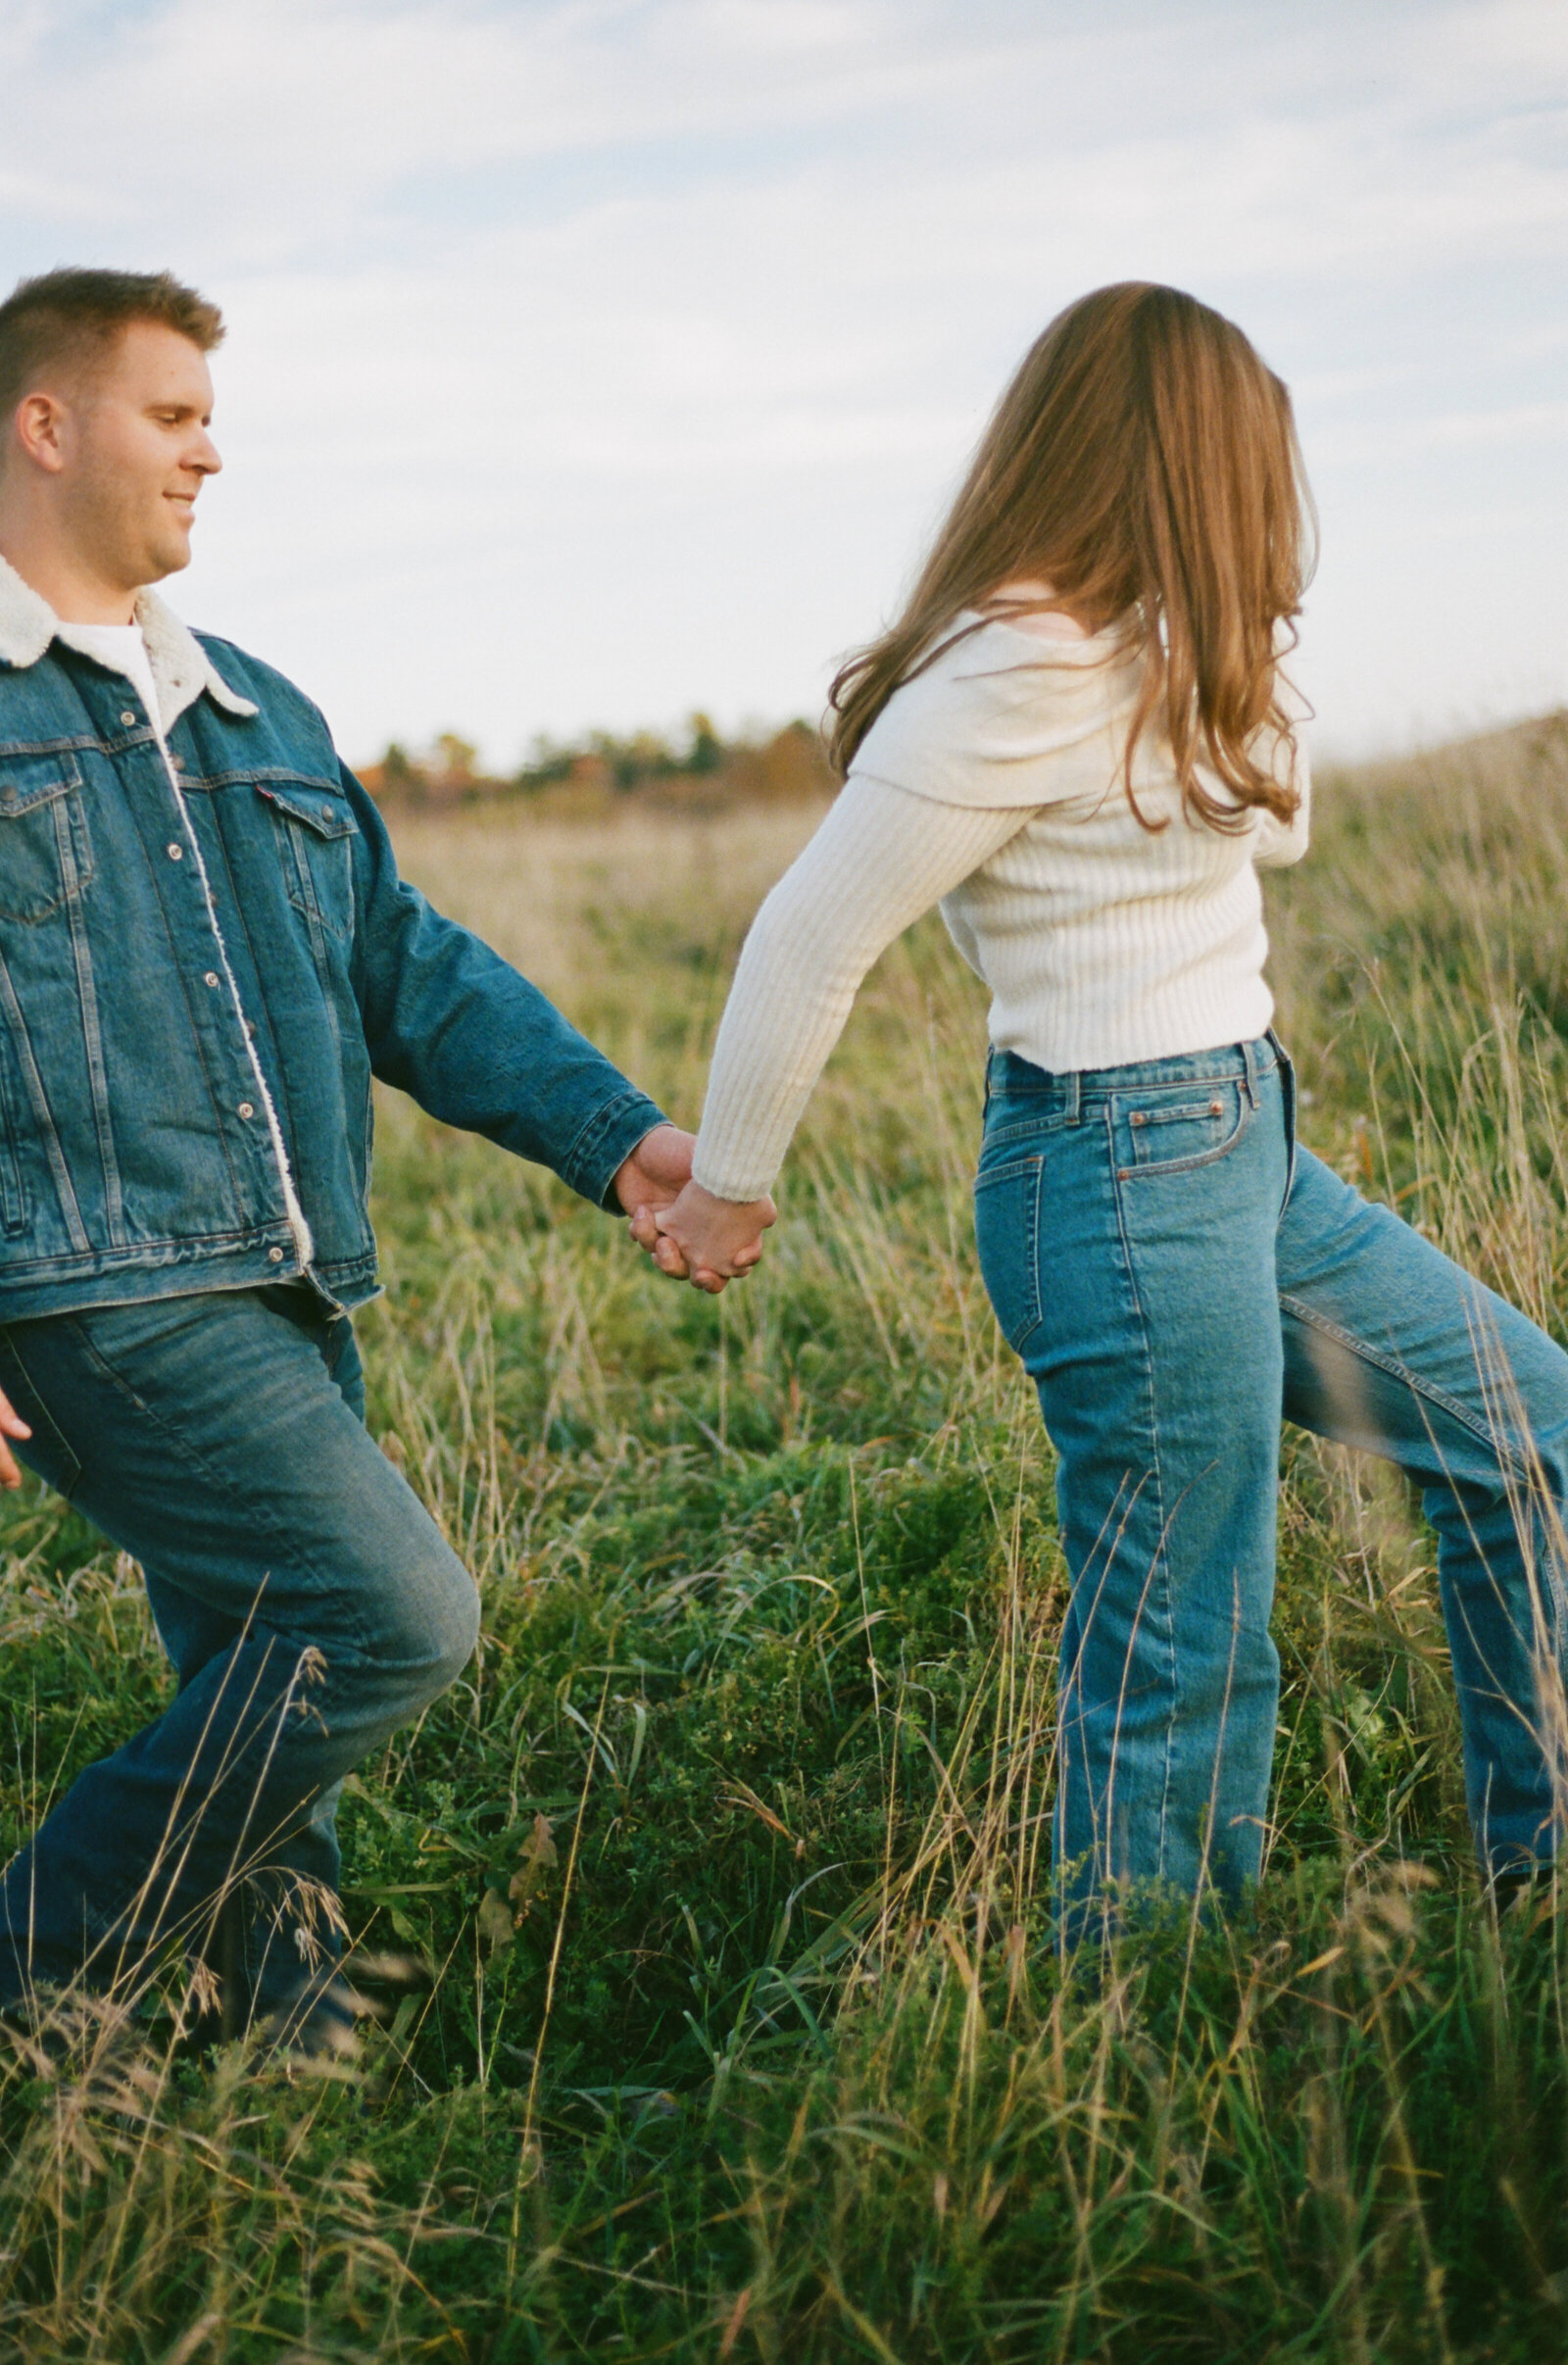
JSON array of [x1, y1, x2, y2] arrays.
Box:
[[641, 283, 1568, 1923]]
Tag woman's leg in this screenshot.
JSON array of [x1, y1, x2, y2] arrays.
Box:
[[976, 1042, 1291, 1920], [1278, 1148, 1568, 1883]]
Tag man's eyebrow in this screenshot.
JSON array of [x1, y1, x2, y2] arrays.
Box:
[[146, 400, 203, 419]]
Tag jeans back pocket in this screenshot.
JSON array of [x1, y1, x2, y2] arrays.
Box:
[[973, 1152, 1045, 1351]]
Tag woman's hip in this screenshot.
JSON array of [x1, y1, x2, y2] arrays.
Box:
[[973, 1033, 1294, 1369]]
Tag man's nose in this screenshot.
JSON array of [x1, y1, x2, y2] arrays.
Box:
[[191, 430, 222, 476]]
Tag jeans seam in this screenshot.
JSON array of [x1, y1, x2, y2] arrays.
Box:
[[1268, 1032, 1298, 1210], [1279, 1291, 1539, 1485], [1105, 1108, 1179, 1880], [974, 1153, 1045, 1349], [61, 1314, 382, 1657], [0, 1332, 82, 1496]]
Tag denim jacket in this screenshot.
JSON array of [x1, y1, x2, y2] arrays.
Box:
[[0, 559, 666, 1322]]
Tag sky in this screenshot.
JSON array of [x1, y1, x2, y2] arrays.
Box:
[[1, 0, 1565, 768]]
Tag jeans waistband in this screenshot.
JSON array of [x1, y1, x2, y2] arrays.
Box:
[[985, 1032, 1284, 1121]]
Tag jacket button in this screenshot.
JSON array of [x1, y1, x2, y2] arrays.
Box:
[[167, 842, 183, 861], [121, 710, 137, 727], [237, 1101, 255, 1119], [204, 971, 220, 988], [268, 1247, 284, 1262]]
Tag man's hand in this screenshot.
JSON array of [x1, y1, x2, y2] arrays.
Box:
[[646, 1178, 776, 1296], [0, 1385, 32, 1490], [612, 1123, 696, 1229], [616, 1129, 775, 1294]]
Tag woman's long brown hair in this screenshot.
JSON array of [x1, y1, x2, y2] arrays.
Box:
[[828, 282, 1313, 829]]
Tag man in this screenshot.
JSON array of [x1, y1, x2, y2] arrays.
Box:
[[0, 266, 701, 2051]]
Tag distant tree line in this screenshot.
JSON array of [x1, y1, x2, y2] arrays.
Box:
[[358, 713, 834, 811]]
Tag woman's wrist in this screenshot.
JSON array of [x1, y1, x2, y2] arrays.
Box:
[[652, 1175, 777, 1293], [691, 1149, 780, 1207]]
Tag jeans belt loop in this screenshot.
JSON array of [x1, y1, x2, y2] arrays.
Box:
[[1064, 1070, 1081, 1124], [1241, 1036, 1260, 1110]]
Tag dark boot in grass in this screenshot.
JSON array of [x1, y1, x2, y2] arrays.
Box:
[[254, 1950, 433, 2073]]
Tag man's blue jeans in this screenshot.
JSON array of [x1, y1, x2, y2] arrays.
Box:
[[975, 1035, 1568, 1916], [0, 1285, 478, 2021]]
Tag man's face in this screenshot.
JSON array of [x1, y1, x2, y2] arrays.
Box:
[[55, 320, 221, 593]]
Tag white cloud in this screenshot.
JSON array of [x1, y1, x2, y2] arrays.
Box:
[[1, 0, 1565, 759]]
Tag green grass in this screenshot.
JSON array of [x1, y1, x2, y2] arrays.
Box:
[[3, 722, 1568, 2360]]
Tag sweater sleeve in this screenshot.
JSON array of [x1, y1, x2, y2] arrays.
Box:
[[1251, 760, 1310, 868], [1250, 662, 1311, 870], [692, 775, 1030, 1202]]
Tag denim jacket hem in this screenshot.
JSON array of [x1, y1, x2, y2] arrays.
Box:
[[0, 1230, 335, 1326]]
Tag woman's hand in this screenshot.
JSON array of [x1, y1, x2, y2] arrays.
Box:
[[633, 1179, 776, 1295]]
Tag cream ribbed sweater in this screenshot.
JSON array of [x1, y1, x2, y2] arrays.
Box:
[[693, 614, 1309, 1203]]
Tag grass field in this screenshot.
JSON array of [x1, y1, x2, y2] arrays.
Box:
[[4, 714, 1568, 2361]]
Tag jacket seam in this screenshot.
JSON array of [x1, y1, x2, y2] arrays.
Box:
[[564, 1089, 662, 1202], [0, 941, 91, 1253], [63, 837, 126, 1249], [132, 759, 251, 1212], [159, 738, 314, 1271]]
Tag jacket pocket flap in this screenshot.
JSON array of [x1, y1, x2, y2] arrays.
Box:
[[0, 752, 85, 817], [256, 782, 359, 841]]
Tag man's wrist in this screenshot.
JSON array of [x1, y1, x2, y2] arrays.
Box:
[[564, 1091, 669, 1211]]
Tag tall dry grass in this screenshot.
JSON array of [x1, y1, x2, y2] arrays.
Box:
[[3, 716, 1567, 2360]]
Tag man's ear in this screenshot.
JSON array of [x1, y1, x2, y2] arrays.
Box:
[[12, 391, 70, 475]]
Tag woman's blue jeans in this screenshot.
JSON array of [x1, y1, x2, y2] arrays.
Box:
[[0, 1285, 478, 2023], [974, 1035, 1568, 1916]]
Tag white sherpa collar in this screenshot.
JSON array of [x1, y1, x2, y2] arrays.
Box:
[[0, 551, 258, 730]]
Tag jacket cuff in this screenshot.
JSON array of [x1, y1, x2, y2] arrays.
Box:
[[562, 1089, 672, 1212]]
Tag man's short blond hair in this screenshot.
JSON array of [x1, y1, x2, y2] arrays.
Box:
[[0, 267, 224, 421]]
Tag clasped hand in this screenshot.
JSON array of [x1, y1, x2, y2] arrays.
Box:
[[612, 1124, 775, 1296]]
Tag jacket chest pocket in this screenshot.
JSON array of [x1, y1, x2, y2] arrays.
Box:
[[0, 753, 93, 923], [257, 782, 359, 943]]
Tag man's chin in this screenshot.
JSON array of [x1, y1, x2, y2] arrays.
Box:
[[141, 538, 193, 585]]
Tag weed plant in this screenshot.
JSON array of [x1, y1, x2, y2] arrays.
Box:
[[2, 721, 1567, 2360]]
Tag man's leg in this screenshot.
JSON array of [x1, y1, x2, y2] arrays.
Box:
[[133, 1294, 366, 2019], [0, 1286, 478, 2023], [1279, 1149, 1568, 1885]]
